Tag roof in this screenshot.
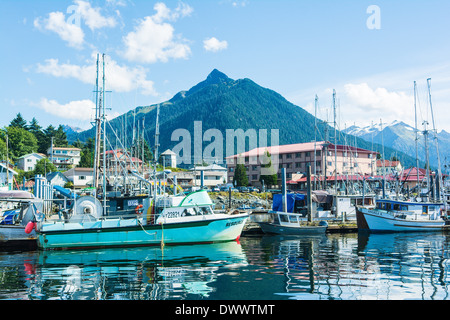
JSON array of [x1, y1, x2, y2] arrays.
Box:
[[17, 153, 46, 160], [161, 149, 176, 155], [226, 141, 376, 159], [193, 164, 227, 171], [51, 147, 81, 151], [46, 171, 69, 181]]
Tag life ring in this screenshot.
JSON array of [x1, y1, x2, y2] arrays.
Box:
[[135, 204, 144, 214]]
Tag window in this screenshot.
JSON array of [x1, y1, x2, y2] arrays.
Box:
[[79, 176, 86, 180], [252, 174, 258, 180], [27, 159, 32, 162], [295, 162, 301, 168], [305, 152, 310, 157], [252, 165, 258, 171], [229, 167, 234, 172], [295, 152, 302, 158], [286, 153, 292, 159]]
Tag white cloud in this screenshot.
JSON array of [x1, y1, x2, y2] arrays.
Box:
[[203, 37, 228, 52], [36, 55, 157, 96], [36, 98, 96, 121], [75, 0, 117, 30], [339, 83, 414, 129], [34, 1, 116, 48], [121, 2, 192, 63], [34, 11, 85, 49]]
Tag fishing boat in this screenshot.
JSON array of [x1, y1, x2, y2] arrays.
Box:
[[356, 198, 446, 232], [35, 189, 248, 250], [33, 54, 248, 250], [258, 193, 328, 235], [258, 168, 328, 235], [0, 190, 43, 250], [356, 79, 448, 233]]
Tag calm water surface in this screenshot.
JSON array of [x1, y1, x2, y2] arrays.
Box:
[[0, 232, 449, 300]]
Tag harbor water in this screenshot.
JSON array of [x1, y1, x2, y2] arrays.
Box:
[[0, 232, 449, 300]]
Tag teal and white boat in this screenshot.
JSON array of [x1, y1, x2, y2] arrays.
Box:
[[34, 54, 248, 250], [36, 190, 248, 250]]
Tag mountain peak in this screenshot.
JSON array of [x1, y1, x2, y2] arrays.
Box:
[[186, 69, 234, 96], [205, 69, 233, 85]]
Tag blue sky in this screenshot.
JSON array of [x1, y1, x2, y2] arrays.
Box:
[[1, 0, 450, 134]]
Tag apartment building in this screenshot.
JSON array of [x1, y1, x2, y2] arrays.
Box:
[[47, 146, 81, 170], [226, 141, 377, 187]]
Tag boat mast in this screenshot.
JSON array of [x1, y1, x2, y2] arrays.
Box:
[[92, 54, 101, 196], [314, 95, 318, 191], [380, 119, 386, 198], [427, 78, 443, 202], [333, 89, 337, 194], [102, 53, 107, 215], [414, 81, 420, 192], [153, 104, 160, 196]]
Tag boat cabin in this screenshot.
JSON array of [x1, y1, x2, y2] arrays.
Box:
[[375, 199, 443, 220]]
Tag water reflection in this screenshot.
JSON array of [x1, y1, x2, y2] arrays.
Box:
[[0, 233, 449, 300], [25, 242, 248, 300]]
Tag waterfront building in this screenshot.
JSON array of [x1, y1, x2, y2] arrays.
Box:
[[226, 141, 377, 188]]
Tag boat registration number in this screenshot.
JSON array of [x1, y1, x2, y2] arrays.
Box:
[[165, 211, 182, 218]]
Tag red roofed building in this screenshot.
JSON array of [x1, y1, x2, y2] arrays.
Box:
[[226, 141, 377, 187]]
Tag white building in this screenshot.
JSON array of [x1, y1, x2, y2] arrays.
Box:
[[0, 162, 18, 191], [161, 149, 177, 168], [46, 172, 69, 187], [192, 164, 228, 187], [63, 167, 93, 188], [47, 146, 81, 170], [16, 153, 46, 172]]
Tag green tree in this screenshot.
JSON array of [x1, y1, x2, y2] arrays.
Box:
[[39, 125, 56, 154], [54, 125, 68, 147], [28, 117, 46, 153], [0, 126, 38, 160], [34, 158, 57, 176], [259, 150, 278, 187], [233, 163, 248, 187], [78, 138, 95, 168], [9, 113, 27, 129]]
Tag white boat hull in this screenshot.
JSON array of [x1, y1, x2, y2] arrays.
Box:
[[358, 207, 446, 232]]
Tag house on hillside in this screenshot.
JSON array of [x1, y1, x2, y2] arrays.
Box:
[[16, 153, 46, 172], [64, 167, 93, 189], [47, 146, 81, 170], [46, 171, 69, 187]]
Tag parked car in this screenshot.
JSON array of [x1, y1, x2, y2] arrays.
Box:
[[238, 186, 249, 193]]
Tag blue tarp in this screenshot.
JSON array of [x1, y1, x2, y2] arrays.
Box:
[[272, 193, 305, 212]]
